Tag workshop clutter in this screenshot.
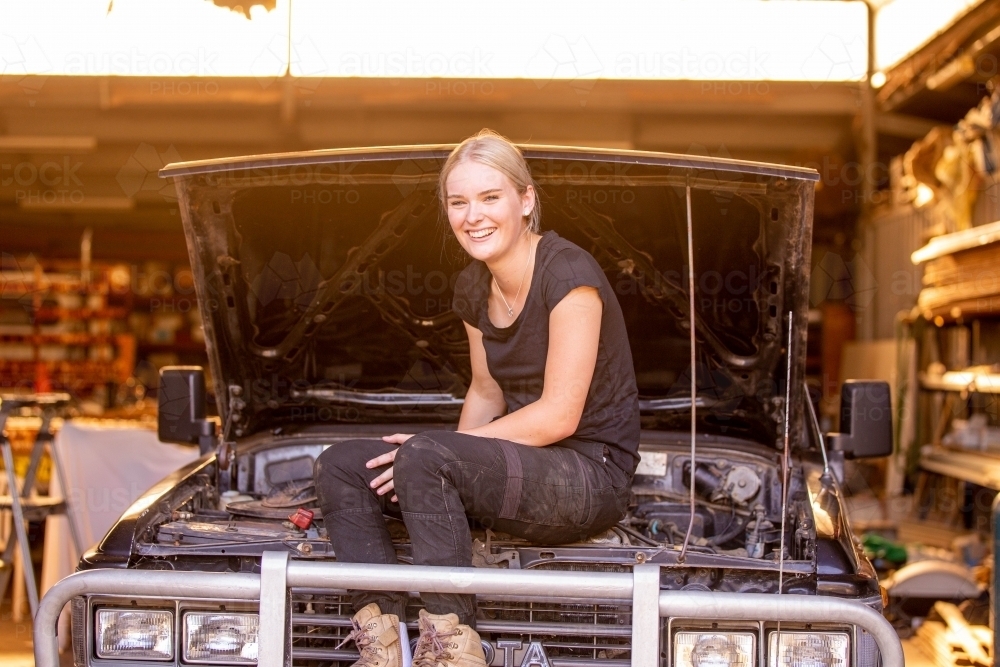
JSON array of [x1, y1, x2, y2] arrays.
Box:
[[911, 219, 1000, 318], [0, 256, 135, 400], [894, 90, 1000, 235], [0, 254, 206, 410], [915, 601, 992, 667], [943, 413, 1000, 451]]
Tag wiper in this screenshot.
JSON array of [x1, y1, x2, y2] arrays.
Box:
[[304, 392, 711, 411], [289, 388, 464, 407], [303, 392, 705, 411], [639, 397, 714, 412]]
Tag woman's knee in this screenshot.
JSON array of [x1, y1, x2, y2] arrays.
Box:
[[314, 438, 382, 484], [394, 432, 457, 475]]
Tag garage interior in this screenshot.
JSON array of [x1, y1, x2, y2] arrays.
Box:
[[5, 1, 1000, 665]]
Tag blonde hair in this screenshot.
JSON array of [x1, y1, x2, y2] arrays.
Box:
[[439, 129, 540, 233]]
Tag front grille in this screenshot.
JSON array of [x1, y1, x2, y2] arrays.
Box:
[[72, 596, 87, 667], [290, 590, 358, 664], [288, 589, 877, 667], [289, 590, 632, 667], [479, 599, 632, 665]]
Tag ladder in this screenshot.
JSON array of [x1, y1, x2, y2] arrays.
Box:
[[0, 393, 81, 616]]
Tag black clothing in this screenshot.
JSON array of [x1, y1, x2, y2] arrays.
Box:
[[315, 231, 640, 624], [452, 231, 641, 474], [314, 431, 631, 626]]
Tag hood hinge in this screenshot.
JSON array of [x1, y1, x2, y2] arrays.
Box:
[[217, 384, 247, 472]]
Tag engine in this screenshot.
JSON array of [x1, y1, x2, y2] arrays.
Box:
[[138, 443, 816, 572], [623, 451, 814, 562]]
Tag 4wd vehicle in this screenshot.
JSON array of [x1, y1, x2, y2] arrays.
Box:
[[36, 146, 903, 667]]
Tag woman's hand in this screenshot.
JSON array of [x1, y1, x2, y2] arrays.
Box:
[[366, 433, 414, 502]]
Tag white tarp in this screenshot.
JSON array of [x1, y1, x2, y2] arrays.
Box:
[[39, 420, 199, 649]]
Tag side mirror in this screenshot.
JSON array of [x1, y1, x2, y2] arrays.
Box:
[[158, 366, 216, 455], [827, 380, 893, 458]]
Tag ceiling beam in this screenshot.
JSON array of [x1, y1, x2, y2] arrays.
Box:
[[875, 112, 942, 139], [2, 77, 863, 116], [877, 0, 1000, 112]]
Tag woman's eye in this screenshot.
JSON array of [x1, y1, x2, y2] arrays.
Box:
[[484, 195, 498, 201]]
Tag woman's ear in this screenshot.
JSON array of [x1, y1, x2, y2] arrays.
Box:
[[522, 184, 536, 217]]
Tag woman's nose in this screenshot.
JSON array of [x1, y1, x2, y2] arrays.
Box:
[[465, 200, 485, 224]]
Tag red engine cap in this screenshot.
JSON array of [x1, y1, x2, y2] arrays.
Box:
[[288, 508, 314, 530]]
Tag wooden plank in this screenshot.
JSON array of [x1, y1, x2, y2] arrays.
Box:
[[915, 619, 992, 667], [934, 601, 992, 666], [913, 220, 1000, 264]]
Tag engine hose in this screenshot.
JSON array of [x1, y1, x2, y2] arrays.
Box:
[[616, 522, 661, 547], [668, 525, 719, 553], [707, 513, 750, 546]]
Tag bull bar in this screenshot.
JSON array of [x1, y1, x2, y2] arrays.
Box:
[[34, 552, 903, 667]]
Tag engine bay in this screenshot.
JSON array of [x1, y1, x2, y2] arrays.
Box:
[[137, 436, 819, 587]]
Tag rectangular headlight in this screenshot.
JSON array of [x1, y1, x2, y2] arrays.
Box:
[[675, 631, 756, 667], [768, 631, 849, 667], [183, 612, 259, 664], [95, 609, 174, 660]]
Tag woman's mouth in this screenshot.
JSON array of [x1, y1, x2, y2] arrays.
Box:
[[468, 227, 497, 240]]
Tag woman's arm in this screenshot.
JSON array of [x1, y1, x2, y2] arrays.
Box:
[[372, 286, 602, 497], [460, 285, 602, 446], [368, 324, 507, 501], [458, 322, 508, 430]]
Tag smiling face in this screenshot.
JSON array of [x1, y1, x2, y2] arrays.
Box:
[[445, 159, 535, 265]]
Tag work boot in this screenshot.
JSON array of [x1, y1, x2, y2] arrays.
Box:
[[413, 609, 487, 667], [337, 603, 403, 667]]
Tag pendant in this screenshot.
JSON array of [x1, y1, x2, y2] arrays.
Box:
[[507, 307, 514, 317]]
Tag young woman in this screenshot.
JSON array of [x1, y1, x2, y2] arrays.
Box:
[[314, 130, 640, 667]]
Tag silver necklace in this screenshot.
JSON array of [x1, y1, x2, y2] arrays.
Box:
[[493, 235, 534, 318]]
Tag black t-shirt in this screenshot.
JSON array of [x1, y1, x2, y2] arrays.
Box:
[[452, 231, 641, 474]]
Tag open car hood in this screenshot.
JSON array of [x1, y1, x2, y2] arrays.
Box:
[[160, 145, 817, 449]]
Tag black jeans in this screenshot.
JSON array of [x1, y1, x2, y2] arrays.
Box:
[[314, 430, 631, 626]]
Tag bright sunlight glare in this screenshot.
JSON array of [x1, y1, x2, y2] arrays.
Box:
[[875, 0, 982, 71], [11, 0, 971, 81]]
